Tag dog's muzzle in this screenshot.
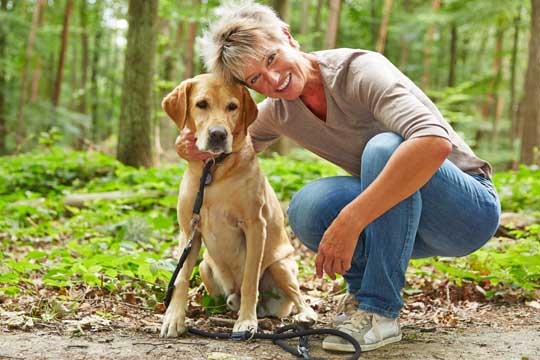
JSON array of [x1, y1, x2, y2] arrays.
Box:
[[207, 125, 228, 153]]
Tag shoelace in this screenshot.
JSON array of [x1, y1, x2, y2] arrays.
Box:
[[339, 312, 372, 334]]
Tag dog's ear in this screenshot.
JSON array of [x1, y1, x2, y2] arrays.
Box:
[[162, 80, 193, 130], [241, 86, 258, 135]]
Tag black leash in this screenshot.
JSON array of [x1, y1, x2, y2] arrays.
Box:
[[163, 154, 362, 359]]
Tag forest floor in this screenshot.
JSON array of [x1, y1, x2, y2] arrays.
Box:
[[2, 235, 540, 360], [1, 297, 540, 360]]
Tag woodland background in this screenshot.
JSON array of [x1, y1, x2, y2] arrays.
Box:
[[0, 0, 539, 168], [0, 1, 540, 358]]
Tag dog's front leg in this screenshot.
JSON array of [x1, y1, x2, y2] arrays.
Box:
[[161, 230, 202, 337], [234, 212, 267, 334]]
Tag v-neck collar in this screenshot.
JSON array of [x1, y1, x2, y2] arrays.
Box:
[[290, 52, 335, 127]]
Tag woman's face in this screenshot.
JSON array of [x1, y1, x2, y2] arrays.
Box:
[[241, 37, 309, 100]]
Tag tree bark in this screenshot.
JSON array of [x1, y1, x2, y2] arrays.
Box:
[[398, 0, 411, 70], [371, 0, 378, 49], [325, 0, 341, 49], [91, 27, 102, 142], [117, 0, 158, 168], [520, 0, 540, 165], [448, 23, 458, 87], [314, 0, 324, 49], [509, 13, 521, 151], [376, 0, 393, 54], [421, 0, 442, 89], [52, 0, 73, 107], [482, 25, 504, 120], [16, 0, 46, 145], [0, 0, 8, 154], [489, 26, 505, 151], [271, 0, 289, 21], [183, 0, 200, 79], [300, 0, 310, 35], [79, 0, 88, 115]]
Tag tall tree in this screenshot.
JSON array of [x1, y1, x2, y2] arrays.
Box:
[[183, 0, 200, 79], [271, 0, 289, 21], [52, 0, 73, 107], [509, 12, 521, 150], [313, 0, 324, 49], [421, 0, 442, 89], [79, 0, 88, 115], [16, 0, 45, 145], [90, 20, 102, 142], [117, 0, 158, 167], [325, 0, 341, 49], [0, 0, 8, 154], [520, 0, 540, 165], [300, 0, 310, 36], [376, 0, 393, 53], [448, 23, 458, 86]]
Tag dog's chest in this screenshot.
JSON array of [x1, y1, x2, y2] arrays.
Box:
[[199, 204, 245, 258]]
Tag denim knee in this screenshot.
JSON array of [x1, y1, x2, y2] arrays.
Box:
[[361, 132, 404, 180], [288, 177, 362, 252]]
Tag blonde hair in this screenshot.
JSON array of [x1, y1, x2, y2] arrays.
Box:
[[199, 1, 299, 84]]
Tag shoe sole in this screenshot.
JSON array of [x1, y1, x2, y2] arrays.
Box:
[[322, 332, 403, 352]]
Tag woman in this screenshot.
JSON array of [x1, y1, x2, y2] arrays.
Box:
[[175, 2, 500, 352]]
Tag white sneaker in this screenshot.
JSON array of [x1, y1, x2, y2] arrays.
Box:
[[323, 310, 402, 352], [334, 292, 359, 325]]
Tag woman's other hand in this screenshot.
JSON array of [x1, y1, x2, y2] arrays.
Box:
[[315, 207, 362, 280], [175, 129, 213, 161]]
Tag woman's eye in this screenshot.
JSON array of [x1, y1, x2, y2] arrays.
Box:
[[249, 75, 259, 85], [268, 53, 276, 64], [227, 103, 238, 111], [196, 100, 208, 109]]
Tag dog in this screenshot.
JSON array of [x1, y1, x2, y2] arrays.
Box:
[[160, 74, 317, 337]]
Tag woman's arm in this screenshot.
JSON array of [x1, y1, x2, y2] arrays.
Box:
[[315, 135, 452, 279]]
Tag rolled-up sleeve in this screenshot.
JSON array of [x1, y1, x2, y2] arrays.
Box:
[[354, 55, 451, 141], [249, 98, 281, 153]]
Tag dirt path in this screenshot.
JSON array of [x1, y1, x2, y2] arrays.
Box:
[[2, 303, 539, 360]]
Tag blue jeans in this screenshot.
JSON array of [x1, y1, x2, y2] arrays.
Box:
[[288, 132, 501, 319]]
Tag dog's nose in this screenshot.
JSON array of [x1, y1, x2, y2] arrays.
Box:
[[208, 126, 228, 145]]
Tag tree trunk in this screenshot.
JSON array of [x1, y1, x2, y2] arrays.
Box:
[[489, 26, 505, 151], [509, 13, 521, 151], [16, 0, 45, 145], [183, 0, 200, 79], [91, 28, 102, 142], [117, 0, 158, 168], [0, 0, 8, 154], [421, 0, 442, 89], [300, 0, 310, 36], [448, 23, 458, 87], [376, 0, 393, 54], [271, 0, 289, 21], [371, 0, 378, 49], [520, 0, 540, 165], [482, 25, 504, 120], [314, 0, 324, 49], [398, 0, 411, 70], [325, 0, 341, 49], [52, 0, 73, 107], [79, 0, 88, 114]]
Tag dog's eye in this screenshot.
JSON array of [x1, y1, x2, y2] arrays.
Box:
[[227, 103, 238, 111], [196, 100, 208, 109]]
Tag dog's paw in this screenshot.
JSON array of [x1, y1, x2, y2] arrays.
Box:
[[226, 293, 240, 312], [233, 318, 258, 334], [160, 308, 187, 337], [294, 305, 318, 325]]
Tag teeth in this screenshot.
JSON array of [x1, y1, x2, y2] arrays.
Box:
[[277, 73, 291, 91]]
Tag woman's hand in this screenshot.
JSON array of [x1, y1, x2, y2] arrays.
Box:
[[315, 207, 362, 280], [175, 129, 213, 162]]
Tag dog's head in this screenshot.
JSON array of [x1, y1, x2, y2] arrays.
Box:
[[162, 74, 258, 155]]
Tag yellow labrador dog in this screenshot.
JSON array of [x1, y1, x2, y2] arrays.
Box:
[[160, 74, 317, 337]]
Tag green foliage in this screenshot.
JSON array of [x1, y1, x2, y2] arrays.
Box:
[[493, 165, 540, 212], [1, 149, 539, 307]]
